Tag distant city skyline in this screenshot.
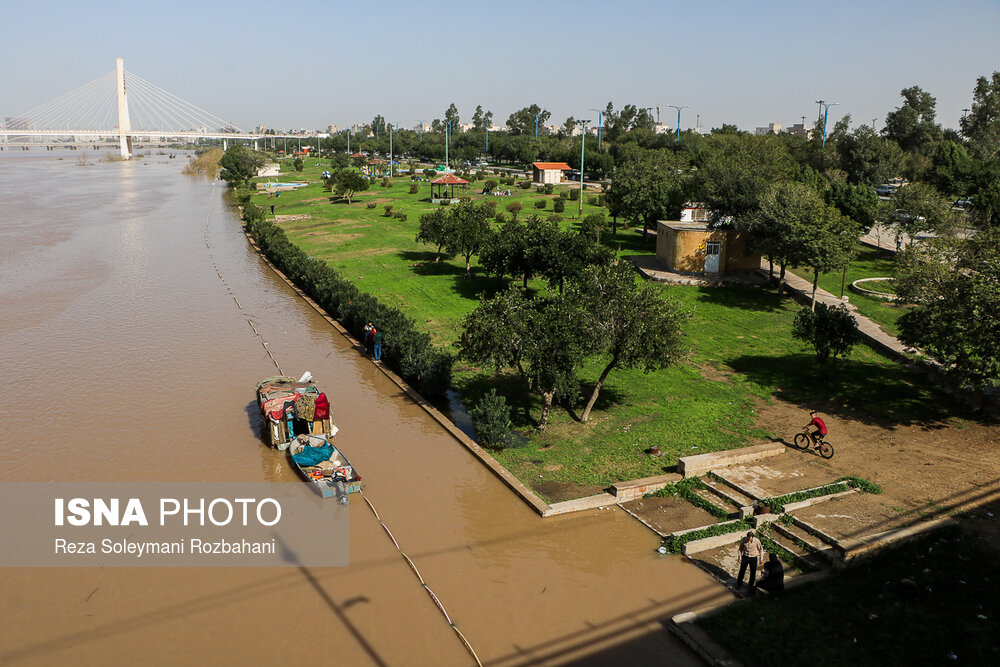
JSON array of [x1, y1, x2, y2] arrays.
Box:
[[2, 0, 998, 135]]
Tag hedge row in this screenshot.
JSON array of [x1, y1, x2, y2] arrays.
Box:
[[662, 519, 751, 554], [241, 202, 453, 398], [649, 477, 734, 520], [761, 475, 881, 514]]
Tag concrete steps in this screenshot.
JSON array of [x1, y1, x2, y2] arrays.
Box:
[[704, 476, 756, 510], [690, 487, 738, 518]]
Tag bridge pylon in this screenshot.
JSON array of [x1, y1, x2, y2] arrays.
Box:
[[116, 57, 133, 159]]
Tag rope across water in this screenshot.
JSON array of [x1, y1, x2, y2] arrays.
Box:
[[207, 187, 482, 665]]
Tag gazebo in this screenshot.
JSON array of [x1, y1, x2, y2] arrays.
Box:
[[430, 173, 469, 202]]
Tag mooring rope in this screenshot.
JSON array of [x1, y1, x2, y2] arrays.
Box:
[[360, 491, 483, 666], [209, 187, 482, 665], [204, 183, 283, 376]]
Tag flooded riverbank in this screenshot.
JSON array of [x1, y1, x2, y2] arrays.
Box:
[[0, 150, 727, 665]]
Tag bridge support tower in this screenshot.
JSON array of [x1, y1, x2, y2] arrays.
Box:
[[116, 57, 133, 159]]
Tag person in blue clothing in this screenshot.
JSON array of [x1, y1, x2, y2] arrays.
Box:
[[373, 329, 384, 362]]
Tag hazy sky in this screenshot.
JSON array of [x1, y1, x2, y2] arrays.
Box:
[[2, 0, 998, 133]]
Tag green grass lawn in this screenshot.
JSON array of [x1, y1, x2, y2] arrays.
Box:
[[788, 244, 912, 336], [253, 157, 960, 499], [696, 526, 1000, 667]]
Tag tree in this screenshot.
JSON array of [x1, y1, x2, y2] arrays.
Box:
[[798, 207, 860, 308], [469, 390, 515, 448], [961, 71, 1000, 159], [292, 157, 304, 172], [569, 263, 686, 422], [895, 227, 1000, 395], [459, 288, 587, 430], [444, 103, 460, 131], [471, 105, 493, 132], [506, 104, 550, 135], [219, 144, 266, 186], [745, 181, 825, 293], [415, 208, 452, 262], [607, 145, 689, 239], [884, 86, 942, 155], [331, 169, 368, 204], [480, 215, 535, 286], [836, 125, 905, 186], [826, 180, 879, 231], [792, 303, 860, 378], [443, 200, 493, 278], [697, 134, 796, 223], [580, 212, 607, 242], [370, 115, 387, 139], [891, 182, 958, 238]]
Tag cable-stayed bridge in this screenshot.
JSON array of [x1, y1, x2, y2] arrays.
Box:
[[2, 58, 290, 158]]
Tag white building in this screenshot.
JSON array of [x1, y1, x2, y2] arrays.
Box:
[[754, 122, 782, 135]]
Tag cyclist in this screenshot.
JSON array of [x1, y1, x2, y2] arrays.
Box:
[[805, 410, 828, 448]]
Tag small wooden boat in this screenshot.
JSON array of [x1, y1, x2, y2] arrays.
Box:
[[287, 433, 362, 503], [255, 375, 333, 450]]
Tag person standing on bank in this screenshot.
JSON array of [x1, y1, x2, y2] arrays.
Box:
[[736, 531, 764, 595], [362, 321, 374, 354], [373, 329, 383, 362]]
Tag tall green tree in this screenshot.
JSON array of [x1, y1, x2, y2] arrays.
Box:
[[459, 288, 588, 430], [331, 168, 369, 204], [569, 263, 686, 422], [961, 71, 1000, 160], [506, 104, 550, 135], [746, 181, 826, 293], [443, 200, 493, 278], [444, 103, 460, 130], [884, 86, 942, 155], [891, 182, 958, 238], [895, 227, 1000, 396], [415, 208, 452, 262], [836, 125, 905, 186], [608, 145, 689, 239], [219, 144, 266, 186], [697, 134, 796, 223]]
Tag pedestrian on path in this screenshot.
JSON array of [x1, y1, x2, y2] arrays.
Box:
[[362, 321, 374, 354], [373, 329, 383, 362], [736, 531, 764, 596]]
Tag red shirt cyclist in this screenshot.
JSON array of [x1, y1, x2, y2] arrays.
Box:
[[806, 410, 828, 447]]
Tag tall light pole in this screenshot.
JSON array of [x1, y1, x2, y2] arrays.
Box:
[[389, 123, 393, 177], [578, 119, 590, 218], [485, 116, 490, 155], [445, 120, 451, 169], [818, 101, 839, 149], [534, 113, 540, 139], [665, 104, 690, 143], [589, 108, 603, 149]]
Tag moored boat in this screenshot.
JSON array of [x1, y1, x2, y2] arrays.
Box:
[[255, 374, 333, 449], [287, 433, 362, 503]]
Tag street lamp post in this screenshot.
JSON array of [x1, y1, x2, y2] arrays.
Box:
[[817, 101, 839, 149], [485, 117, 490, 155], [534, 113, 540, 139], [588, 108, 603, 150], [389, 124, 393, 178], [665, 104, 690, 143], [578, 119, 590, 218]]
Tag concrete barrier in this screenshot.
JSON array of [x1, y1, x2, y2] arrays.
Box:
[[679, 443, 785, 477], [611, 473, 682, 501]]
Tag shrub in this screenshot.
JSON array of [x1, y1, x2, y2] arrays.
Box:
[[534, 199, 547, 209], [476, 170, 485, 180], [382, 177, 391, 188], [366, 201, 377, 209], [558, 190, 569, 200], [553, 198, 566, 213], [409, 183, 419, 194], [547, 214, 563, 223], [424, 169, 436, 179], [469, 389, 516, 448], [485, 179, 498, 191], [439, 199, 451, 206], [569, 189, 580, 201], [542, 183, 554, 195], [383, 204, 394, 217], [494, 212, 507, 224], [393, 211, 408, 222], [587, 196, 599, 206], [483, 200, 498, 215], [518, 180, 531, 189], [506, 201, 523, 220], [661, 519, 751, 553]]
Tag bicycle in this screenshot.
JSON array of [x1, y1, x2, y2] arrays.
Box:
[[793, 430, 835, 459]]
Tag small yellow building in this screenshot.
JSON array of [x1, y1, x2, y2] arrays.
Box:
[[655, 221, 760, 274]]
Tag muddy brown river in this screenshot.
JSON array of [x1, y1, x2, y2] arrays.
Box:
[[0, 150, 728, 665]]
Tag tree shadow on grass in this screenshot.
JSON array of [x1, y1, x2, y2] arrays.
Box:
[[604, 229, 654, 255], [728, 353, 972, 427], [448, 271, 509, 302], [396, 249, 453, 266], [692, 284, 788, 313], [458, 372, 539, 430]]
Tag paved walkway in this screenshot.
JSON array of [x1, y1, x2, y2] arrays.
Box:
[[762, 261, 913, 360]]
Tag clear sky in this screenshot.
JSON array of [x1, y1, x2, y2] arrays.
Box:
[[2, 0, 998, 133]]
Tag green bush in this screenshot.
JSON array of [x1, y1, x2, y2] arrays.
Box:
[[547, 214, 563, 223], [542, 183, 554, 195], [409, 183, 419, 194], [469, 389, 516, 448], [242, 203, 452, 398], [587, 196, 599, 206], [383, 204, 394, 217], [381, 177, 391, 188], [662, 519, 751, 553], [424, 168, 436, 179], [518, 181, 531, 190], [506, 201, 523, 220], [494, 212, 507, 224], [534, 199, 547, 209], [553, 198, 566, 213], [440, 199, 451, 206], [393, 211, 408, 222], [558, 190, 569, 200], [366, 201, 377, 209], [485, 179, 498, 191], [569, 189, 580, 201]]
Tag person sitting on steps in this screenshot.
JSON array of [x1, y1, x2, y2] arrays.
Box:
[[806, 409, 828, 448]]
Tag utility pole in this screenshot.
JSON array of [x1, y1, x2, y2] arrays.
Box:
[[534, 113, 540, 139], [578, 119, 590, 218], [588, 108, 604, 149], [389, 124, 393, 177], [817, 101, 839, 149]]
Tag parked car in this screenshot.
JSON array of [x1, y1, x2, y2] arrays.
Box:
[[954, 198, 974, 208], [876, 184, 898, 197]]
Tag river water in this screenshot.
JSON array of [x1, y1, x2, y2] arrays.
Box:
[[0, 149, 728, 665]]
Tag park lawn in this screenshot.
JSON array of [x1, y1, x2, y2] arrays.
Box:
[[696, 526, 1000, 667], [251, 157, 957, 498], [788, 243, 912, 336]]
